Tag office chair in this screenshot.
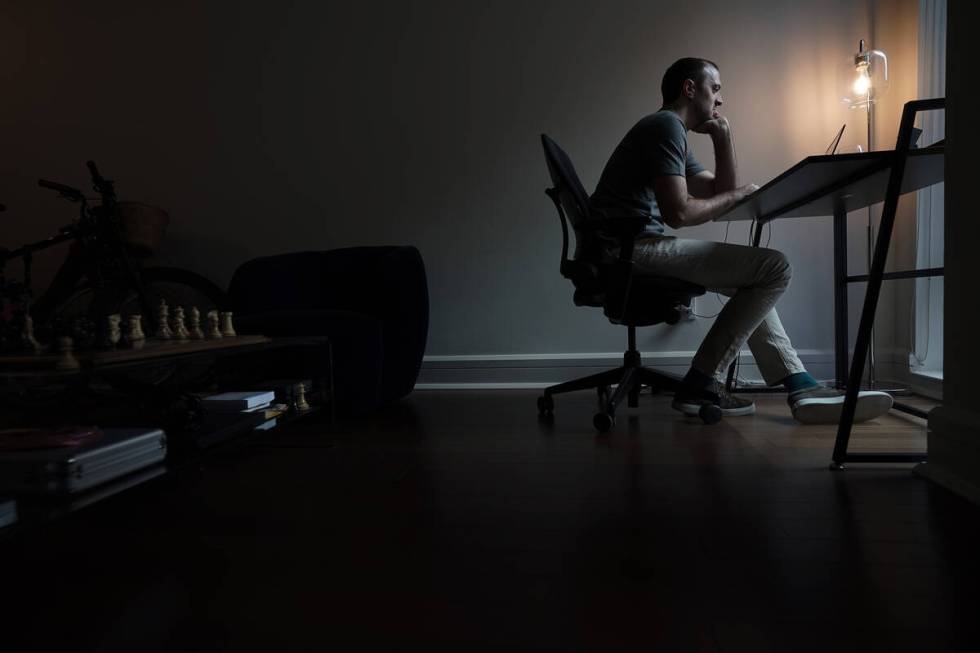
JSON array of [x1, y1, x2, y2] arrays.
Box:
[[538, 134, 722, 432]]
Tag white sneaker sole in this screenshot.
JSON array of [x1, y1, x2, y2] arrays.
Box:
[[791, 391, 893, 425], [671, 399, 756, 417]]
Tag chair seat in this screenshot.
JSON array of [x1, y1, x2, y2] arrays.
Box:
[[600, 272, 705, 326]]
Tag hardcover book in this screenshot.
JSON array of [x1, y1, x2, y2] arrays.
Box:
[[201, 390, 276, 412]]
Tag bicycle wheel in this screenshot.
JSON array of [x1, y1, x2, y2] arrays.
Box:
[[52, 266, 229, 333]]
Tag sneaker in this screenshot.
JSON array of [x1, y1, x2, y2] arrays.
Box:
[[672, 380, 756, 417], [788, 385, 893, 424]]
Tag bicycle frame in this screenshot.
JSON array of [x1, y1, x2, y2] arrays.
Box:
[[1, 161, 151, 328]]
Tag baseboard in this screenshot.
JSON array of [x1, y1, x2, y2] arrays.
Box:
[[915, 406, 980, 506], [416, 349, 834, 389]]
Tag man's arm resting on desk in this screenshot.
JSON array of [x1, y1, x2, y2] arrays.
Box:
[[655, 175, 758, 228]]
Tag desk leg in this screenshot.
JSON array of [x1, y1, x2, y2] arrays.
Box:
[[833, 204, 849, 389]]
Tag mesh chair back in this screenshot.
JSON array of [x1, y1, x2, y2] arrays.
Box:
[[541, 134, 592, 231], [540, 134, 606, 306]]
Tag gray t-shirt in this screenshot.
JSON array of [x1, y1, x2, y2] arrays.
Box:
[[590, 109, 706, 238]]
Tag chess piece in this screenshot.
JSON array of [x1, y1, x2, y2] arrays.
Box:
[[172, 306, 190, 341], [155, 298, 172, 340], [188, 306, 205, 340], [127, 315, 146, 349], [69, 316, 96, 350], [206, 310, 222, 339], [220, 311, 237, 337], [295, 382, 310, 411], [107, 314, 122, 349], [54, 336, 81, 371], [22, 313, 42, 354]]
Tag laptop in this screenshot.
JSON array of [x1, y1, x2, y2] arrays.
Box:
[[825, 124, 846, 155]]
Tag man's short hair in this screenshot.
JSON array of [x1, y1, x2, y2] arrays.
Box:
[[661, 57, 719, 105]]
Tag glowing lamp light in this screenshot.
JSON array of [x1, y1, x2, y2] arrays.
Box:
[[852, 62, 872, 96], [844, 39, 888, 110]]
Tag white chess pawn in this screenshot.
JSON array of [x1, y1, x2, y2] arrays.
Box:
[[54, 336, 81, 370], [295, 382, 310, 411], [172, 306, 190, 341], [220, 311, 237, 338], [188, 306, 205, 340], [206, 310, 223, 339], [22, 313, 43, 354], [156, 298, 172, 340], [107, 314, 122, 348], [127, 314, 146, 349]]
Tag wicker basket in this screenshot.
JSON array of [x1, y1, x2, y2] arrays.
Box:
[[116, 202, 169, 257]]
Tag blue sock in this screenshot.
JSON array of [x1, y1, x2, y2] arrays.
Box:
[[683, 367, 714, 389], [781, 372, 820, 394]]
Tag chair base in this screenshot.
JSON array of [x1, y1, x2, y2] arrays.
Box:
[[537, 340, 721, 432]]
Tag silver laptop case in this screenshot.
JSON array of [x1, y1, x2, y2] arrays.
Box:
[[0, 428, 167, 494]]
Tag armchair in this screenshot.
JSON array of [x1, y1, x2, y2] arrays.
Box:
[[228, 246, 428, 416]]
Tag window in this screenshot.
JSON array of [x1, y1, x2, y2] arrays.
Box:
[[911, 0, 945, 380]]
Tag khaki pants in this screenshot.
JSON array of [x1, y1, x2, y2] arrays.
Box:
[[619, 235, 806, 386]]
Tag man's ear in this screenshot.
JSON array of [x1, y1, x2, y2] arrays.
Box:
[[683, 78, 696, 99]]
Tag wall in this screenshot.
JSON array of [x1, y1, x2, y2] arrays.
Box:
[[1, 0, 879, 385], [863, 0, 926, 390]]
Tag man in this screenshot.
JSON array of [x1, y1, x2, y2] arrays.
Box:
[[590, 57, 892, 424]]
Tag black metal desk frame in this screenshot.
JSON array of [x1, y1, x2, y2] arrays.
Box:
[[721, 98, 944, 468], [831, 98, 944, 467]]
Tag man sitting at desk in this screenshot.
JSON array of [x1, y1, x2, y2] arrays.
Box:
[[590, 57, 892, 424]]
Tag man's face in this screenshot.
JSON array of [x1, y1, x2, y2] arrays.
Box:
[[690, 65, 723, 123]]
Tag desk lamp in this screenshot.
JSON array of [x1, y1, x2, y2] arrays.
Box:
[[846, 40, 892, 390]]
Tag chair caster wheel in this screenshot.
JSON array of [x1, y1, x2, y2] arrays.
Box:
[[698, 403, 722, 425], [593, 411, 615, 433], [537, 395, 554, 415]]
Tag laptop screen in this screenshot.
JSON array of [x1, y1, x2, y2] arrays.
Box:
[[825, 124, 846, 155]]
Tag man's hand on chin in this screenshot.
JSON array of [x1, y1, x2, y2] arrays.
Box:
[[692, 115, 730, 137]]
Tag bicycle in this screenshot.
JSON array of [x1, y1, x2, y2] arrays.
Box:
[[1, 161, 228, 351]]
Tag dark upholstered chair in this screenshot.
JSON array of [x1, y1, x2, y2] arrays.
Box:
[[228, 246, 428, 416], [538, 134, 721, 432]]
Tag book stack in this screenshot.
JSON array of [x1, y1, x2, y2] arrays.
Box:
[[201, 390, 280, 431]]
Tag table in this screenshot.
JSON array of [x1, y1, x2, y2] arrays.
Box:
[[0, 335, 334, 534], [0, 334, 334, 438], [715, 98, 945, 467]]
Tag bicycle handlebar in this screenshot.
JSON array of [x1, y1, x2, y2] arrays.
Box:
[[86, 160, 102, 184], [86, 160, 116, 207], [38, 179, 84, 201]]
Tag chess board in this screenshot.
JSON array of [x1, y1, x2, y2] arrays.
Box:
[[0, 335, 274, 375]]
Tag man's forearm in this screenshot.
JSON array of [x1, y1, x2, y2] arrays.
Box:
[[711, 124, 738, 193], [673, 187, 750, 228]]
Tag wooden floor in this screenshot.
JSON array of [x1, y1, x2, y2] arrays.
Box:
[[2, 389, 978, 651]]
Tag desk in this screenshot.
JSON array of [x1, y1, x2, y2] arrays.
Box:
[[715, 98, 945, 467], [718, 145, 944, 388]]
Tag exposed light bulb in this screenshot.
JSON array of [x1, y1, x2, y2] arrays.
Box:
[[853, 63, 871, 96]]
